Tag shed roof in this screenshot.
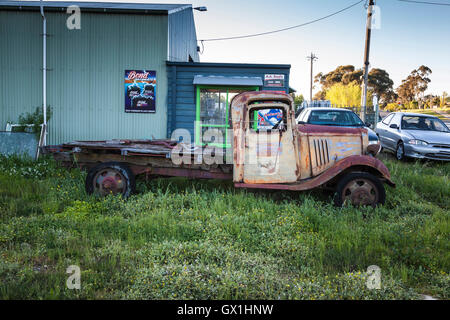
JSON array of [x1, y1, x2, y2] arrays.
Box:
[[0, 1, 191, 14], [193, 75, 263, 87]]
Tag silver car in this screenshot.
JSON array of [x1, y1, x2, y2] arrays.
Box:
[[376, 112, 450, 161]]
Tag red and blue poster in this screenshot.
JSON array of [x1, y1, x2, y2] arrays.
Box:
[[257, 109, 283, 129], [125, 70, 156, 113]]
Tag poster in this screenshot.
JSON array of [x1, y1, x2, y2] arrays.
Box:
[[264, 74, 285, 88], [125, 70, 156, 113], [257, 109, 283, 129]]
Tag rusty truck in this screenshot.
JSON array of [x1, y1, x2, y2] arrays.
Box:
[[43, 91, 394, 207]]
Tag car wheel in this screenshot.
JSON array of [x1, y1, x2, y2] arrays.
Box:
[[85, 162, 136, 198], [334, 172, 386, 207], [376, 135, 384, 153], [396, 142, 406, 161]]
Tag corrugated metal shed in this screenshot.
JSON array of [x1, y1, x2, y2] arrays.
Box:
[[168, 6, 199, 62], [0, 2, 199, 145]]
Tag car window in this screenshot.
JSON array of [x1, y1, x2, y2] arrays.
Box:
[[401, 116, 450, 132], [391, 113, 402, 126], [349, 112, 365, 126], [307, 110, 361, 126], [300, 110, 309, 122], [297, 109, 308, 123], [432, 119, 450, 132], [382, 114, 394, 125]]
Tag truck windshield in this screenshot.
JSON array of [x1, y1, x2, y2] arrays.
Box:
[[308, 110, 364, 126]]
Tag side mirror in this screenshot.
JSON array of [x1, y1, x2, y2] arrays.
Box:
[[365, 122, 373, 128], [389, 124, 399, 129]]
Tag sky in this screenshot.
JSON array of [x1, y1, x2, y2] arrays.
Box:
[[32, 0, 450, 97]]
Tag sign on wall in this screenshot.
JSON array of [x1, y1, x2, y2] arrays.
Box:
[[264, 74, 285, 88], [124, 70, 156, 113]]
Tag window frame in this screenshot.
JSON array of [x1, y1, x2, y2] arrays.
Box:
[[249, 105, 288, 133], [195, 85, 259, 148]]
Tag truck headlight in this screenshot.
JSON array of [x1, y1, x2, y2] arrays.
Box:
[[408, 139, 428, 146], [368, 140, 379, 145]]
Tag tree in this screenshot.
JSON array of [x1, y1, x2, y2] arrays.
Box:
[[294, 94, 304, 106], [325, 82, 372, 108], [314, 65, 395, 105], [368, 69, 396, 105], [314, 65, 357, 98], [313, 90, 326, 100], [396, 65, 432, 106], [442, 91, 448, 108]]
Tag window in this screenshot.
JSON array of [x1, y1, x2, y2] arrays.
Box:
[[401, 116, 450, 132], [297, 109, 309, 123], [307, 110, 363, 126], [382, 114, 394, 125], [249, 107, 286, 131], [196, 86, 259, 147]]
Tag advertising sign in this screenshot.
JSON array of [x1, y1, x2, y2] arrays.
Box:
[[257, 109, 283, 129], [125, 70, 156, 113], [264, 74, 285, 88]]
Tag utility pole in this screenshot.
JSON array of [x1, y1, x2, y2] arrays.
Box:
[[360, 0, 375, 122], [307, 53, 318, 102]]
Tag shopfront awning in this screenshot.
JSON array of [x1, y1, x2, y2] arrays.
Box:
[[193, 75, 263, 87]]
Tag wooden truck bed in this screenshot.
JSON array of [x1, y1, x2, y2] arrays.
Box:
[[41, 139, 233, 180]]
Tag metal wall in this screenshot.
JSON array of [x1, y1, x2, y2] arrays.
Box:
[[0, 10, 169, 144], [168, 8, 199, 62], [166, 62, 291, 139]]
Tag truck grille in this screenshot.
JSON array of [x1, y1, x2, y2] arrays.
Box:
[[312, 139, 330, 167]]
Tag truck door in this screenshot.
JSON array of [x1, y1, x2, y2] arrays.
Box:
[[243, 105, 298, 184]]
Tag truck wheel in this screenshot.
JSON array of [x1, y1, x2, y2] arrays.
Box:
[[334, 172, 385, 207], [85, 162, 135, 198]]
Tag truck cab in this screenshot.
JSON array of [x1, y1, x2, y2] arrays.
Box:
[[230, 91, 394, 206]]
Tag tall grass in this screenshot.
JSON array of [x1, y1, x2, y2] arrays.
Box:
[[0, 153, 448, 299]]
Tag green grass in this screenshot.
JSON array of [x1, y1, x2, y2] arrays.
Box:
[[0, 153, 448, 300]]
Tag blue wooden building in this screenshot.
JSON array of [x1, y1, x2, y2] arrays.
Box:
[[167, 61, 292, 147]]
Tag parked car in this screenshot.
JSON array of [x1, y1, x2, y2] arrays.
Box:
[[376, 112, 450, 161], [296, 107, 381, 155]]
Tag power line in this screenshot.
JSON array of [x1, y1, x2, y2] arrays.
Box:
[[397, 0, 450, 6], [198, 0, 364, 42]]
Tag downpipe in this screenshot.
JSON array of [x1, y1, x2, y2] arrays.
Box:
[[40, 1, 47, 147]]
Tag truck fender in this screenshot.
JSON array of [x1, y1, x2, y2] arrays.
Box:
[[321, 155, 396, 188], [234, 155, 395, 192]]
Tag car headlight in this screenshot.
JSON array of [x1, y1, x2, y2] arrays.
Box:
[[408, 139, 428, 146]]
